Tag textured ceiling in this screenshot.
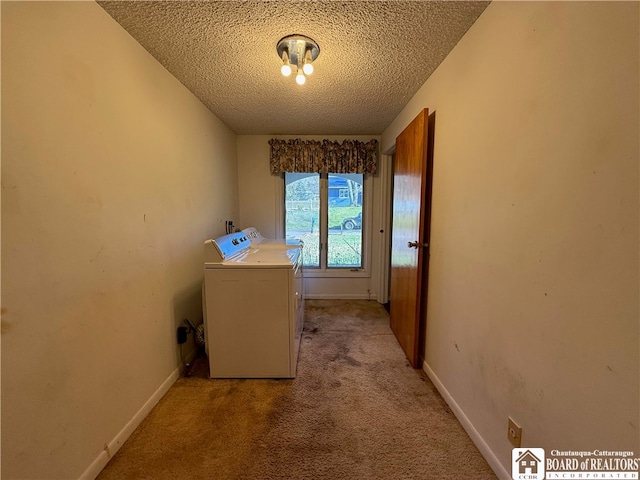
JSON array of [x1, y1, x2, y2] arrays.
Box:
[[98, 1, 490, 135]]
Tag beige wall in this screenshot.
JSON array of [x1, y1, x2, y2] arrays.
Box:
[[237, 134, 384, 300], [3, 1, 638, 479], [1, 2, 238, 478], [237, 136, 281, 238], [383, 1, 639, 476]]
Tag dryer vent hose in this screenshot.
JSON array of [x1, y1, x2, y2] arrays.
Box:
[[195, 324, 205, 347], [184, 318, 206, 348]]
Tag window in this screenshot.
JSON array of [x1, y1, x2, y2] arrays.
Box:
[[285, 173, 364, 271]]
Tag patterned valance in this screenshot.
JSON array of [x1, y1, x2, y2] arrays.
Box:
[[269, 139, 378, 175]]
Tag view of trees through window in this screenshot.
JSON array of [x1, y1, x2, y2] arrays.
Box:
[[285, 173, 363, 268]]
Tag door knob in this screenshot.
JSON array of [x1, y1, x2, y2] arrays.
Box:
[[407, 241, 429, 249]]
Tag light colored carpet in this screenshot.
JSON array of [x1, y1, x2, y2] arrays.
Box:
[[98, 300, 497, 480]]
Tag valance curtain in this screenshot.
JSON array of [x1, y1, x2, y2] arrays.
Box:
[[269, 139, 378, 175]]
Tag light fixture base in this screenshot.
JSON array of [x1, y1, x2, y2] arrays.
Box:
[[276, 34, 320, 68]]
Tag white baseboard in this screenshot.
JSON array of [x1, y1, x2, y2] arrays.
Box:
[[423, 361, 511, 480], [80, 364, 184, 479], [304, 293, 379, 301]]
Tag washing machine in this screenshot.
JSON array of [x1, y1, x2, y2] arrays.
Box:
[[203, 232, 304, 378], [242, 226, 305, 318]]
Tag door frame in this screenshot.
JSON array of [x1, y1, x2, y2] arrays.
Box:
[[376, 151, 394, 304]]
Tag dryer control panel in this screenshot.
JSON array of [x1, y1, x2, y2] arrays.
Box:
[[205, 232, 250, 262]]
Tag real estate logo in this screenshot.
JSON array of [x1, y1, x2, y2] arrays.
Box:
[[512, 448, 545, 480]]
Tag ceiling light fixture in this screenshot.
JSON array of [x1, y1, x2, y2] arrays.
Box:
[[276, 35, 319, 85]]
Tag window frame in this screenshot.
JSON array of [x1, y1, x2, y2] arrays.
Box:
[[276, 172, 372, 278]]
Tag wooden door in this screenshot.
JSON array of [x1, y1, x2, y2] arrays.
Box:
[[390, 108, 431, 368]]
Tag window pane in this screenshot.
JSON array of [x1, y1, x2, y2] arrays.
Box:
[[285, 173, 320, 267], [327, 174, 363, 268]]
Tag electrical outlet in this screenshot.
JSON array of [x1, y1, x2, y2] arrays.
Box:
[[508, 417, 522, 447]]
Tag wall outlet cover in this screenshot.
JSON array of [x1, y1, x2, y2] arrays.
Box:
[[508, 417, 522, 448]]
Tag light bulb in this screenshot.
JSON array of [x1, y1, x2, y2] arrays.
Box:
[[303, 48, 314, 75], [296, 71, 306, 85], [303, 62, 314, 75], [280, 49, 291, 77]]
